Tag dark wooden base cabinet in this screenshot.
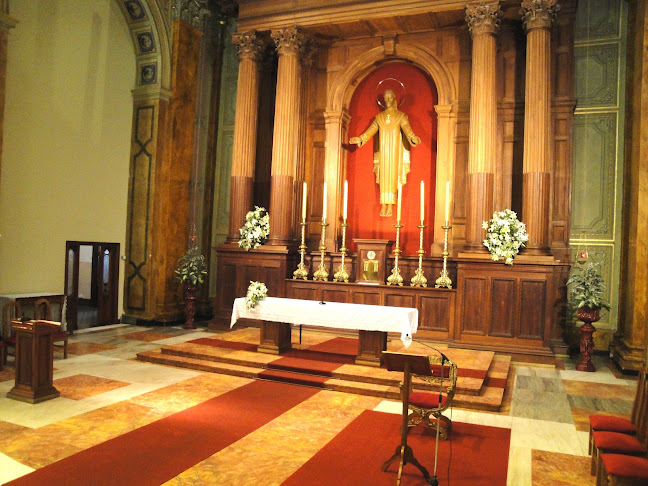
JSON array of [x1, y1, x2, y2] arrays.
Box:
[[212, 247, 569, 357], [455, 257, 570, 356]]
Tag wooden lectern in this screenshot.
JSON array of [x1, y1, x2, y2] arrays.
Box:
[[382, 351, 433, 485], [7, 319, 61, 403]]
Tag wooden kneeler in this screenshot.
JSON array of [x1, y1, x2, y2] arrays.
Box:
[[382, 351, 433, 486]]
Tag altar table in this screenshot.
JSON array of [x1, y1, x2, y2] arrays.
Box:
[[230, 297, 418, 366]]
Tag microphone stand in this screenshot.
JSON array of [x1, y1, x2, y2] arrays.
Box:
[[429, 356, 444, 486]]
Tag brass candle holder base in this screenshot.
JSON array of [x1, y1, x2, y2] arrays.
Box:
[[435, 224, 452, 289], [313, 221, 329, 281], [387, 222, 403, 286], [293, 220, 308, 280], [333, 221, 350, 283], [410, 224, 427, 287]]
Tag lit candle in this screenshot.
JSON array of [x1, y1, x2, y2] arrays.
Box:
[[420, 181, 424, 222], [322, 182, 327, 223], [343, 180, 348, 220], [445, 181, 450, 224], [397, 182, 402, 221], [302, 182, 307, 221]]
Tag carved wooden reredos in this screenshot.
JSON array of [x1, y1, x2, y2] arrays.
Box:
[[231, 0, 575, 261]]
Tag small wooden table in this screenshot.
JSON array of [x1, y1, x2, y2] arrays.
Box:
[[231, 297, 418, 366]]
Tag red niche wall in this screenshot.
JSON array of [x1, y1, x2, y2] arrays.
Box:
[[346, 62, 438, 255]]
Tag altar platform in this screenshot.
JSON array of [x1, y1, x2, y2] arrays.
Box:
[[137, 327, 512, 412]]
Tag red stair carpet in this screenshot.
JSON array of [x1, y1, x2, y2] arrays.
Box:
[[6, 380, 318, 486], [283, 410, 511, 486]]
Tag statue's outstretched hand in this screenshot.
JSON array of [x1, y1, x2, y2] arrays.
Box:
[[349, 136, 363, 147], [410, 135, 421, 147]]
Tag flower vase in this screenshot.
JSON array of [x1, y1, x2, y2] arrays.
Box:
[[182, 283, 199, 330], [576, 306, 600, 372]]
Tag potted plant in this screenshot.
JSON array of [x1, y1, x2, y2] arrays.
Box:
[[566, 261, 610, 372], [175, 245, 208, 329]]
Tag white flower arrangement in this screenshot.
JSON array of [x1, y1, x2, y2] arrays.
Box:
[[238, 206, 270, 251], [482, 209, 529, 265], [245, 281, 267, 310]]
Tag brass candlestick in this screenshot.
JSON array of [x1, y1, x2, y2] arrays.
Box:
[[293, 220, 308, 280], [313, 221, 329, 281], [333, 220, 350, 282], [435, 224, 452, 289], [410, 223, 427, 287], [387, 221, 404, 286]]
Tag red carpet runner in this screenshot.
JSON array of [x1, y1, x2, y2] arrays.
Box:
[[7, 381, 318, 486], [283, 410, 511, 486]]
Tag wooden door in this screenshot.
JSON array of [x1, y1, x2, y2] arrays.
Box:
[[96, 243, 119, 325], [64, 242, 80, 332], [65, 241, 120, 330]]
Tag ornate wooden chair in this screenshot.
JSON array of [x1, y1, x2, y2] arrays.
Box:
[[591, 368, 648, 481], [34, 298, 68, 359], [405, 351, 458, 440], [2, 301, 22, 365]]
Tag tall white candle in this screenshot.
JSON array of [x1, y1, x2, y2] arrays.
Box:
[[397, 182, 402, 221], [420, 181, 424, 222], [302, 182, 307, 221], [445, 180, 450, 224], [322, 182, 327, 223], [343, 180, 348, 220]]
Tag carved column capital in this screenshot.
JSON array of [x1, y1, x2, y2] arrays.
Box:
[[232, 31, 265, 61], [465, 1, 502, 37], [271, 26, 307, 57], [521, 0, 560, 32]]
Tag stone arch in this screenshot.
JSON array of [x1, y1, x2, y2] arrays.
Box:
[[114, 0, 171, 90]]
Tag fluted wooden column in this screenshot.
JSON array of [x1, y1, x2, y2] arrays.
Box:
[[227, 31, 263, 243], [268, 27, 305, 246], [521, 0, 559, 255], [464, 2, 501, 251]]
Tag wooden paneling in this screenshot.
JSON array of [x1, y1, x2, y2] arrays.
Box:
[[384, 293, 416, 309], [519, 280, 546, 340], [461, 277, 488, 335], [419, 295, 452, 333], [284, 280, 456, 341], [455, 259, 569, 354], [351, 288, 382, 305], [490, 279, 516, 338]]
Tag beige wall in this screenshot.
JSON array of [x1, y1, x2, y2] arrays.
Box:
[[0, 0, 135, 316]]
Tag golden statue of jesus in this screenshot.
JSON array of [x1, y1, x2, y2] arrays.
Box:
[[349, 89, 420, 217]]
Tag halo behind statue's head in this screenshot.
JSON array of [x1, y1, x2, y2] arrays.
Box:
[[376, 78, 406, 108]]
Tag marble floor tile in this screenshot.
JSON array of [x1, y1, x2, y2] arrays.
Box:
[[566, 394, 633, 415], [531, 449, 595, 485], [0, 451, 34, 485], [510, 388, 574, 423], [510, 418, 589, 456], [0, 323, 637, 485], [507, 446, 532, 486], [53, 373, 129, 400]]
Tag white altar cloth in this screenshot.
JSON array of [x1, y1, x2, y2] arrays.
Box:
[[230, 297, 418, 345]]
